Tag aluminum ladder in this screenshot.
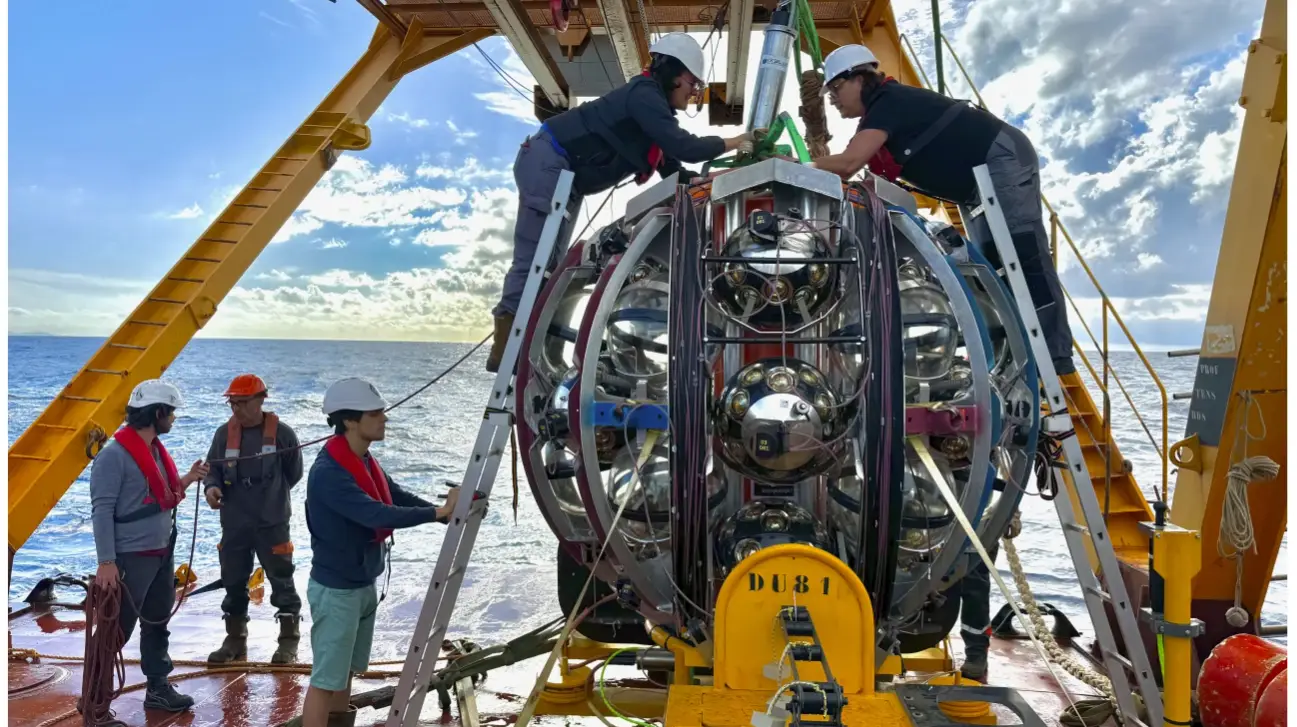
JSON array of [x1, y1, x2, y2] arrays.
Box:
[[386, 169, 580, 726], [960, 165, 1164, 727]]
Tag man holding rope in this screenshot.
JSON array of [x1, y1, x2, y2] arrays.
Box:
[[203, 373, 306, 666], [86, 379, 209, 722], [302, 377, 462, 727]]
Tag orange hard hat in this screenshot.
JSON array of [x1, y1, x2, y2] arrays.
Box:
[[224, 374, 268, 398]]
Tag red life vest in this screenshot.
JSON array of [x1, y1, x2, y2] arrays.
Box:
[[637, 70, 667, 185], [224, 412, 280, 461], [864, 76, 905, 182], [113, 427, 184, 512], [325, 435, 394, 542]]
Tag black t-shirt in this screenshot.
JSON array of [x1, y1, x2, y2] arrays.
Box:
[[857, 80, 1005, 203]]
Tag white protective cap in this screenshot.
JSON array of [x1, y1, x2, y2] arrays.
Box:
[[128, 379, 184, 409], [649, 33, 707, 82], [322, 377, 389, 415], [821, 44, 880, 95]]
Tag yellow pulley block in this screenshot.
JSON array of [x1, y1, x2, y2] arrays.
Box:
[[248, 567, 265, 590], [924, 674, 995, 724], [542, 665, 591, 704], [174, 563, 198, 586]]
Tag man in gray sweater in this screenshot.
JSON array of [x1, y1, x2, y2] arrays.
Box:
[[89, 379, 208, 721], [202, 373, 305, 665]]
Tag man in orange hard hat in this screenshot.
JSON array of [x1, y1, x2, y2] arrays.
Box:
[[202, 374, 305, 665]]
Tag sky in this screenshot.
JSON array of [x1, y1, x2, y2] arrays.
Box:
[[6, 0, 1268, 347]]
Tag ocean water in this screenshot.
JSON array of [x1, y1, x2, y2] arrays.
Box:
[[7, 336, 1287, 644]]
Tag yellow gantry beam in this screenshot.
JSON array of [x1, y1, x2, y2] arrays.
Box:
[[1167, 0, 1286, 621], [5, 20, 494, 554]]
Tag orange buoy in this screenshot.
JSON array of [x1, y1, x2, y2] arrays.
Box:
[[1198, 634, 1287, 727], [1253, 666, 1287, 727]]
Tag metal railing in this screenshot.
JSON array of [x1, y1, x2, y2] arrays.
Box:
[[900, 34, 1171, 503]]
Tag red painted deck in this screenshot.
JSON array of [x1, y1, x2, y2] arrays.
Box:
[[8, 588, 1110, 727]]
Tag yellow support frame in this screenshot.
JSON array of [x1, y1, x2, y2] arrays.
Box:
[[1167, 0, 1287, 625], [6, 20, 494, 556]]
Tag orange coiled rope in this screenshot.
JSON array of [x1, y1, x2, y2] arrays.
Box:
[[79, 581, 126, 726]]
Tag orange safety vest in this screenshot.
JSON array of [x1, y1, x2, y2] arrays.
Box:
[[224, 412, 280, 461]]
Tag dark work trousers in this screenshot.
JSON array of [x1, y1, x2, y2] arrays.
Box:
[[219, 522, 301, 619], [971, 126, 1076, 374], [116, 549, 177, 682], [493, 128, 584, 318], [959, 543, 1000, 666]]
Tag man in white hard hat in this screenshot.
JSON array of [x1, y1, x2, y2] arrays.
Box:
[[301, 377, 462, 727], [812, 43, 1076, 377], [486, 32, 757, 374], [86, 379, 209, 724]]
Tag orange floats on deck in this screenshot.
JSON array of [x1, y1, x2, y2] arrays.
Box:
[[1197, 634, 1287, 727], [1254, 666, 1287, 727]]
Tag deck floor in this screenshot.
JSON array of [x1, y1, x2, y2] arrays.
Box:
[[8, 592, 1107, 727]]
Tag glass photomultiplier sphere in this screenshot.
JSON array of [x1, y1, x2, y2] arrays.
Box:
[[715, 359, 844, 484], [519, 167, 1040, 652], [709, 211, 839, 326]]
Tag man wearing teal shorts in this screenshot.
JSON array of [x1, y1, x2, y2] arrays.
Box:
[[302, 378, 461, 727]]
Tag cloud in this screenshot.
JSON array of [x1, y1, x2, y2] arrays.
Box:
[[416, 157, 512, 185], [318, 238, 348, 250], [273, 155, 469, 243], [446, 120, 479, 145], [384, 110, 431, 129], [162, 203, 204, 220], [259, 11, 293, 29]]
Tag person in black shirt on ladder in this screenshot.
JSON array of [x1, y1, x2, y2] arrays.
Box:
[[812, 43, 1075, 378], [485, 33, 755, 373]]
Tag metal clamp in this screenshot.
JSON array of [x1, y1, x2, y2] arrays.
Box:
[[1139, 607, 1206, 638]]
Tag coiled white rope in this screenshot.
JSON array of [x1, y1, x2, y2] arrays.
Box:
[[1220, 456, 1281, 558]]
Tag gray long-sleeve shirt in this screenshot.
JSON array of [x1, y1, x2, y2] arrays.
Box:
[[90, 439, 182, 563]]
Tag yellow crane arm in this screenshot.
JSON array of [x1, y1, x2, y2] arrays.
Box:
[[1167, 0, 1286, 628], [6, 20, 493, 557]]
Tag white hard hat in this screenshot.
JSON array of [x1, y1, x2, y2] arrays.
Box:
[[649, 33, 706, 82], [128, 379, 184, 409], [821, 44, 880, 95], [322, 377, 389, 415]]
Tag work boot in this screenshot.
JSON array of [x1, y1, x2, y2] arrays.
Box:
[[485, 313, 514, 373], [960, 660, 988, 683], [208, 614, 248, 664], [143, 679, 195, 712], [327, 705, 359, 727], [271, 612, 301, 665]]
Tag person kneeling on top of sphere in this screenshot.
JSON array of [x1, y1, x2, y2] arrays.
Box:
[[486, 32, 757, 374], [812, 43, 1076, 376], [301, 377, 462, 727]]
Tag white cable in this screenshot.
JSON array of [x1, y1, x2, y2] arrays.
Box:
[[906, 435, 1081, 714]]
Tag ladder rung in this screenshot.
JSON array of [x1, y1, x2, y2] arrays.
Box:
[[273, 156, 311, 162], [1085, 585, 1112, 603], [200, 237, 240, 244], [86, 368, 127, 376], [61, 395, 103, 403], [167, 276, 204, 283], [183, 257, 222, 264], [247, 186, 283, 192], [230, 203, 269, 210], [11, 453, 52, 462], [35, 423, 77, 431], [128, 320, 167, 327], [1064, 522, 1088, 534], [215, 220, 253, 227], [1101, 648, 1135, 673], [109, 343, 147, 351], [147, 297, 186, 305]]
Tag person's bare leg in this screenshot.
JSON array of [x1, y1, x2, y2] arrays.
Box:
[[328, 676, 353, 712], [302, 686, 336, 727]]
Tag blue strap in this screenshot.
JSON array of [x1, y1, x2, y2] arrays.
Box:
[[538, 124, 569, 160]]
